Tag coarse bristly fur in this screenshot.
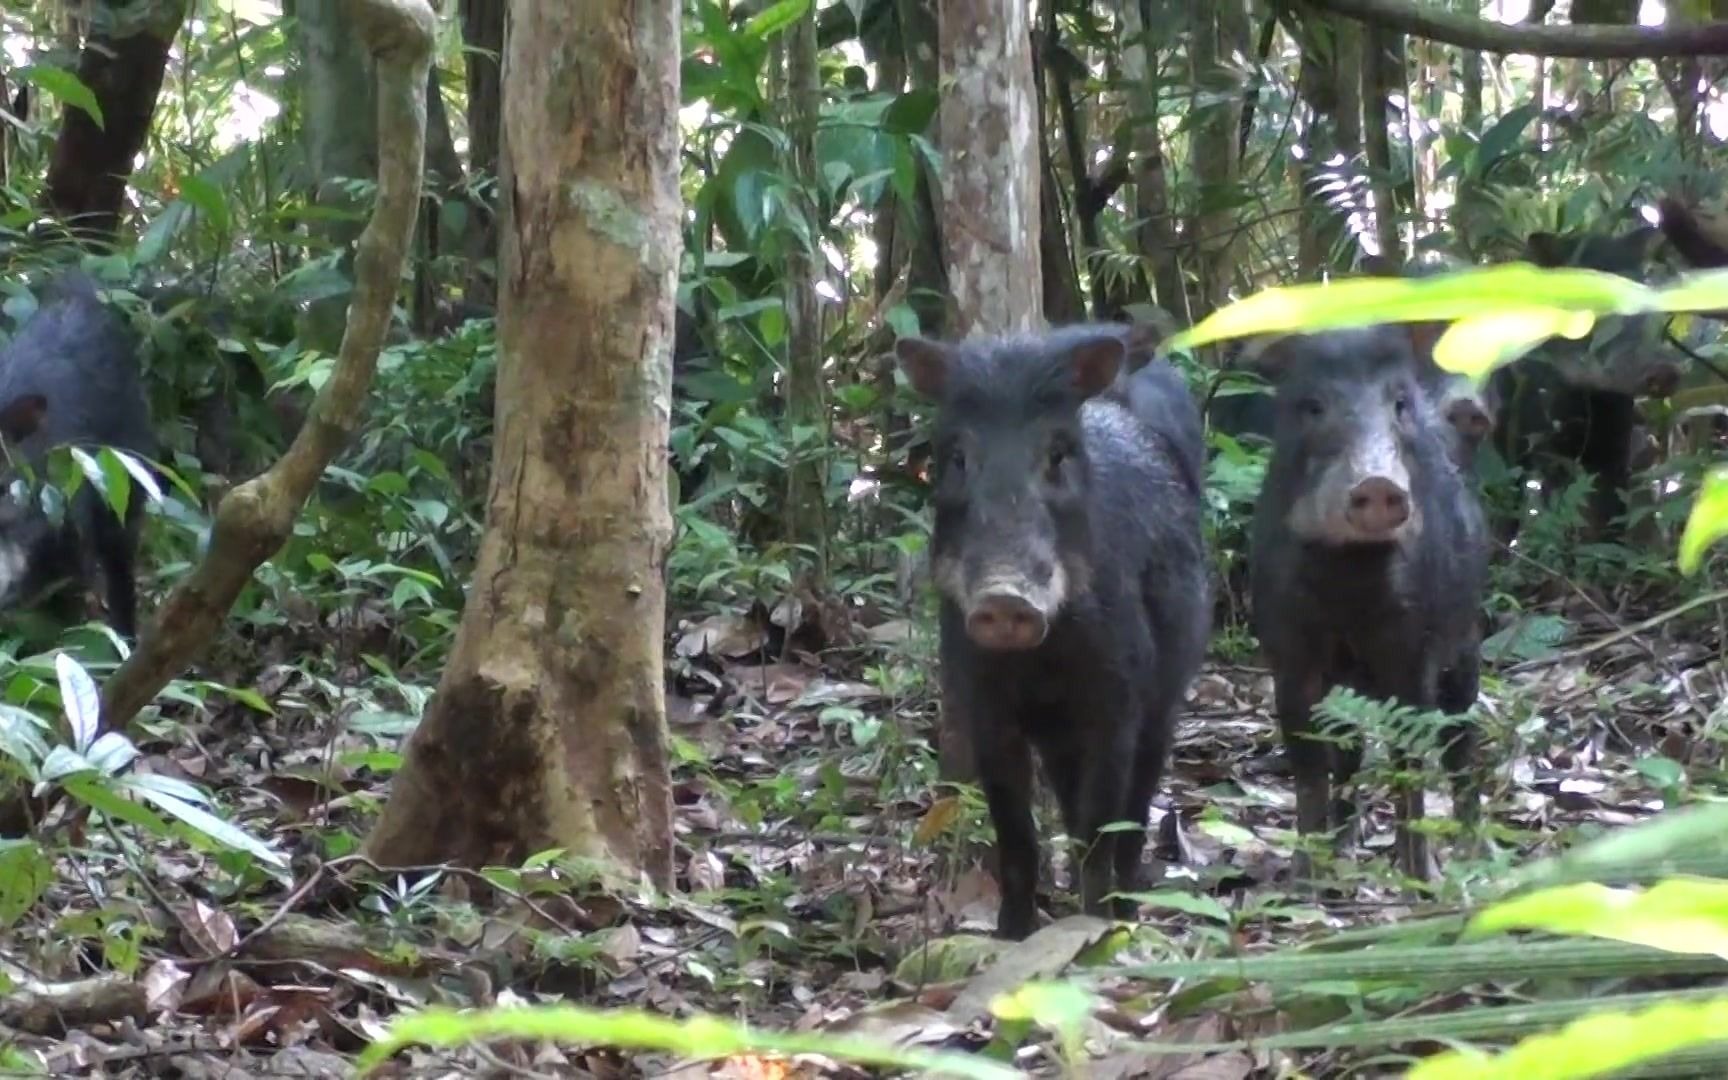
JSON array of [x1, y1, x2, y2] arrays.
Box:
[[906, 324, 1210, 939], [1249, 325, 1490, 879], [0, 272, 158, 638]]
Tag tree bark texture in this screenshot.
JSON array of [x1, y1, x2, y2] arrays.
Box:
[[99, 0, 434, 730], [459, 0, 504, 307], [365, 1, 678, 885], [936, 0, 1043, 340], [785, 2, 828, 574], [1188, 0, 1248, 318], [293, 0, 381, 353], [43, 0, 188, 239]]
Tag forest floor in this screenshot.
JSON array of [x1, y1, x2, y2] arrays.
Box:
[[1, 587, 1722, 1078]]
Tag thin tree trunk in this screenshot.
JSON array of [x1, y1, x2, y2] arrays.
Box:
[[459, 0, 504, 308], [365, 0, 678, 882], [932, 0, 1043, 782], [785, 1, 828, 578], [43, 0, 188, 240]]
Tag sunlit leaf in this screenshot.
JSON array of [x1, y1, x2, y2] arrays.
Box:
[[1466, 878, 1728, 958], [0, 839, 51, 929], [1679, 468, 1728, 576], [1170, 265, 1650, 352], [356, 1003, 1018, 1078], [1408, 996, 1728, 1080], [990, 980, 1098, 1059], [1430, 308, 1595, 379], [1653, 267, 1728, 314]]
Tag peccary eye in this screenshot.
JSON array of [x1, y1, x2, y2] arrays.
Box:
[[947, 446, 967, 473], [1299, 398, 1325, 420]]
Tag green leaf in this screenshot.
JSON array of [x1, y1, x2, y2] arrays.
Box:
[[84, 731, 139, 777], [55, 652, 101, 752], [989, 980, 1099, 1059], [1679, 467, 1728, 575], [1466, 877, 1728, 958], [1432, 308, 1595, 380], [1408, 996, 1728, 1080], [1169, 265, 1651, 353], [1472, 103, 1539, 170], [118, 775, 289, 870], [178, 175, 232, 232], [39, 745, 93, 783], [0, 839, 52, 929], [743, 0, 811, 39], [21, 66, 102, 127], [1115, 890, 1234, 923], [63, 774, 173, 835], [356, 1003, 1018, 1078]]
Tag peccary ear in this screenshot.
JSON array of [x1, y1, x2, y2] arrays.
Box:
[[0, 394, 47, 446], [1062, 333, 1127, 399], [1524, 231, 1568, 267], [895, 336, 955, 399]]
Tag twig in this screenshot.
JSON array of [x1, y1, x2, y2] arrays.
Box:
[[1507, 588, 1728, 673]]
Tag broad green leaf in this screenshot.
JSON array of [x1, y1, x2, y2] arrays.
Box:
[[1170, 265, 1650, 352], [0, 839, 51, 928], [356, 1003, 1018, 1078], [990, 980, 1098, 1059], [0, 705, 49, 774], [1653, 267, 1728, 313], [743, 0, 811, 39], [21, 66, 102, 127], [63, 774, 173, 834], [1466, 878, 1728, 958], [84, 731, 139, 777], [1430, 308, 1595, 379], [1679, 468, 1728, 576], [1116, 890, 1233, 923], [1408, 996, 1728, 1080], [55, 652, 100, 752], [38, 745, 93, 783], [178, 175, 232, 233], [120, 776, 288, 870]]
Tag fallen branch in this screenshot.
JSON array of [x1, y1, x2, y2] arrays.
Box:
[[1302, 0, 1728, 59], [97, 0, 435, 731]]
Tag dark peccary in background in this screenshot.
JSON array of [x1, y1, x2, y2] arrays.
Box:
[[1249, 325, 1490, 882], [1491, 226, 1685, 536], [897, 323, 1210, 940], [0, 273, 158, 639]]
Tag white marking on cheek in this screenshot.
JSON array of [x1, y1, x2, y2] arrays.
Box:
[[932, 554, 967, 605]]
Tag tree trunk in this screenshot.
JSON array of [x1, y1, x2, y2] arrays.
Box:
[[1294, 12, 1362, 276], [365, 1, 678, 882], [1126, 0, 1185, 323], [937, 0, 1043, 341], [1362, 26, 1403, 262], [785, 0, 828, 578], [1188, 0, 1248, 318], [43, 0, 188, 240], [292, 0, 380, 353], [460, 0, 504, 308], [932, 0, 1042, 782]]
